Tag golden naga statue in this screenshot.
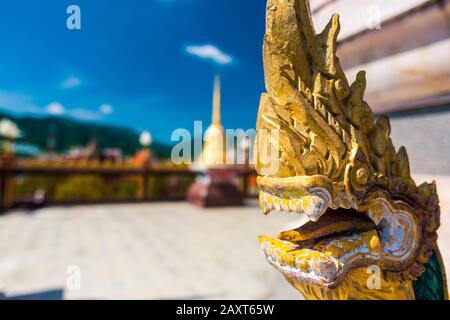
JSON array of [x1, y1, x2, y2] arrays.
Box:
[[256, 0, 447, 300]]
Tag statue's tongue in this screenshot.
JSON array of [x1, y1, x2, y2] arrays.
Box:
[[278, 208, 377, 243]]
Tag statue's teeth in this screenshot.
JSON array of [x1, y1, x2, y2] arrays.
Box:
[[367, 205, 384, 225], [262, 192, 274, 214], [281, 198, 290, 212], [288, 198, 296, 212], [259, 191, 265, 209], [273, 196, 281, 211], [304, 198, 326, 222], [302, 190, 331, 222], [298, 200, 306, 214], [289, 197, 304, 214], [259, 189, 330, 220]]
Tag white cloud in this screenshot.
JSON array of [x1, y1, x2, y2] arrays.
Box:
[[100, 103, 113, 115], [0, 90, 106, 122], [45, 102, 102, 121], [185, 44, 233, 65], [45, 102, 65, 115], [61, 76, 81, 89]]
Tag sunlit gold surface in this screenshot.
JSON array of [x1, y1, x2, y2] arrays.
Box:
[[255, 0, 444, 300], [288, 268, 415, 300]]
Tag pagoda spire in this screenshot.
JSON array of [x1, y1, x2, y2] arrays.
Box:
[[212, 75, 221, 125], [194, 75, 227, 167]]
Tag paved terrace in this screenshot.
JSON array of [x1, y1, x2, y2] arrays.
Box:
[[0, 201, 300, 300], [0, 174, 449, 300]]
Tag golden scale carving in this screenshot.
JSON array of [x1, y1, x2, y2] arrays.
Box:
[[256, 0, 446, 300]]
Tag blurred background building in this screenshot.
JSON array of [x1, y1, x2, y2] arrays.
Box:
[[311, 0, 450, 175]]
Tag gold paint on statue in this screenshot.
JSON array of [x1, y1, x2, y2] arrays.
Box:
[[256, 0, 445, 300]]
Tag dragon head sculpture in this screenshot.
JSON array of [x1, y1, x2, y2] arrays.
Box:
[[256, 0, 446, 300]]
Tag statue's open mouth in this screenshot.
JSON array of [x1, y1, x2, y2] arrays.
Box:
[[257, 175, 417, 289]]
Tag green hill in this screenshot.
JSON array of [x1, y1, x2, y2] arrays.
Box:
[[0, 111, 172, 158]]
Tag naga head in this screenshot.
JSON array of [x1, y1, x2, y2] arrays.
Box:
[[256, 0, 441, 299]]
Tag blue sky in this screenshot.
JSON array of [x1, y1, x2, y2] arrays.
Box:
[[0, 0, 267, 144]]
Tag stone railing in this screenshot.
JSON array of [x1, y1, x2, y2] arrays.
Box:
[[0, 159, 257, 211]]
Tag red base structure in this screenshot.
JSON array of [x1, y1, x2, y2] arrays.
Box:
[[186, 168, 244, 208]]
